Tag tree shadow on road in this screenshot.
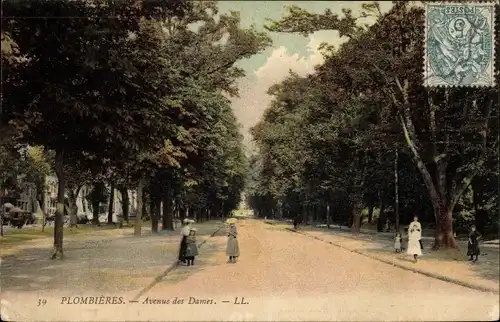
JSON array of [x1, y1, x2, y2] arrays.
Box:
[[292, 225, 500, 287], [1, 235, 183, 294], [351, 243, 500, 286], [465, 251, 500, 283]]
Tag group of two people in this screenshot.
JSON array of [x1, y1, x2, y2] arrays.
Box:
[[178, 218, 198, 266], [394, 216, 482, 263], [177, 218, 241, 266]]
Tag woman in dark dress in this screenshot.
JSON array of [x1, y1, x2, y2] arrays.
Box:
[[467, 225, 481, 262]]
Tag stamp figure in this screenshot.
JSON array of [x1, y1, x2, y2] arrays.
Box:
[[424, 2, 496, 87]]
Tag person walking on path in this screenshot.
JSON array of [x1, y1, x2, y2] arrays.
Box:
[[185, 227, 199, 266], [407, 215, 422, 262], [467, 224, 481, 262], [178, 218, 194, 265], [226, 218, 240, 263]]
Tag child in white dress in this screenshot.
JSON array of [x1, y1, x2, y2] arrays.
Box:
[[394, 232, 402, 253]]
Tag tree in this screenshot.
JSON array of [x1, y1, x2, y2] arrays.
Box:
[[2, 0, 193, 257], [252, 1, 499, 248], [141, 0, 270, 230]]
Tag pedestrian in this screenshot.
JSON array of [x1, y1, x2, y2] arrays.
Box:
[[293, 218, 298, 230], [394, 232, 403, 253], [185, 227, 199, 266], [407, 215, 422, 262], [467, 224, 481, 262], [226, 218, 240, 263], [385, 219, 390, 232], [178, 218, 193, 265]]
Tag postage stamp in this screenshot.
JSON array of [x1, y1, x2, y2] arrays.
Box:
[[424, 2, 497, 87]]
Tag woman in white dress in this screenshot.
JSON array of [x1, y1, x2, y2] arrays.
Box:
[[407, 215, 422, 262]]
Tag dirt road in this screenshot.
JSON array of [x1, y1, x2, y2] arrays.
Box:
[[2, 219, 498, 321], [138, 219, 499, 321]]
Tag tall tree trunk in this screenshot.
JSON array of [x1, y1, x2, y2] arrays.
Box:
[[134, 177, 146, 236], [142, 192, 148, 221], [155, 197, 161, 232], [326, 202, 331, 229], [90, 183, 103, 226], [394, 146, 400, 233], [377, 191, 385, 232], [162, 188, 174, 230], [81, 188, 86, 213], [351, 150, 367, 231], [51, 150, 65, 260], [367, 203, 374, 225], [36, 181, 47, 231], [91, 200, 100, 226], [107, 182, 114, 224], [119, 186, 129, 223], [151, 194, 159, 233], [149, 180, 158, 233], [351, 200, 362, 234], [174, 202, 179, 220], [68, 185, 82, 228], [434, 203, 457, 248], [394, 84, 484, 249]]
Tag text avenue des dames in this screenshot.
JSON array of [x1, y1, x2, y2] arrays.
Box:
[[61, 297, 125, 305], [141, 297, 249, 305]]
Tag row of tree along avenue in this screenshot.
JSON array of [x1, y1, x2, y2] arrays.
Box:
[[1, 0, 271, 259], [247, 2, 499, 249]]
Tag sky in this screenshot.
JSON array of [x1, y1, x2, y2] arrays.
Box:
[[216, 1, 394, 149]]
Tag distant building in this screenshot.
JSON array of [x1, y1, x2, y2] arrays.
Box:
[[21, 175, 137, 220]]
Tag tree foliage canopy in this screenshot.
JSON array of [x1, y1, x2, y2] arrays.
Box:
[[1, 0, 269, 256], [249, 1, 499, 247]]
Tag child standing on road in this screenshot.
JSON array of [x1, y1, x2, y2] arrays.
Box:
[[394, 232, 402, 253], [467, 225, 481, 263], [185, 228, 199, 266]]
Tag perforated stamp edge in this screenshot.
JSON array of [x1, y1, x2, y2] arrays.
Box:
[[423, 1, 498, 88]]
